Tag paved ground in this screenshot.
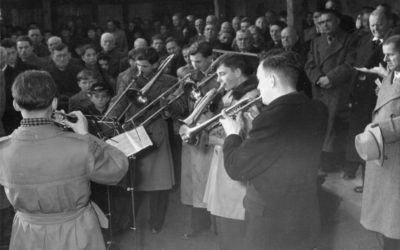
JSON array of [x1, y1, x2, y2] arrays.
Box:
[[111, 170, 382, 250]]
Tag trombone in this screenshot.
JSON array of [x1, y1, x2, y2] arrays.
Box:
[[179, 96, 262, 142], [101, 54, 174, 122], [122, 73, 192, 129], [212, 49, 259, 58], [127, 54, 175, 106]]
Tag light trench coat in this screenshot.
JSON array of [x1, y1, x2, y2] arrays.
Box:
[[203, 87, 259, 219], [0, 124, 128, 250], [361, 73, 400, 239]]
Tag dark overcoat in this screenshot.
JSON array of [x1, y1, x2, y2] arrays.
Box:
[[223, 93, 328, 250], [346, 33, 382, 161], [109, 73, 184, 191], [305, 29, 356, 151]]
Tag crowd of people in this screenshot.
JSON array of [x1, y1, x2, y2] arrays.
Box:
[[1, 0, 400, 249]]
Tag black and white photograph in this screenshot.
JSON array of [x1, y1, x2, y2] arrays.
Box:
[[1, 0, 400, 249]]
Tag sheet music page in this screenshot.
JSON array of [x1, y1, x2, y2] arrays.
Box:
[[106, 126, 153, 156]]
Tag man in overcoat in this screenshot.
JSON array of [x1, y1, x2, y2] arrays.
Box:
[[345, 9, 399, 182], [361, 35, 400, 250], [305, 9, 357, 172], [107, 47, 184, 233], [220, 52, 328, 250], [0, 70, 128, 250], [203, 55, 259, 250]]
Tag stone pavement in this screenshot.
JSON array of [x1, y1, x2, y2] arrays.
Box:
[[113, 171, 383, 250]]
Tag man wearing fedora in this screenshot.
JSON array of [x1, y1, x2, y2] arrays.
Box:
[[357, 34, 400, 250]]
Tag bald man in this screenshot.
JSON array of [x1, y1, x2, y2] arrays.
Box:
[[281, 27, 299, 51], [99, 32, 126, 78], [134, 38, 148, 49]]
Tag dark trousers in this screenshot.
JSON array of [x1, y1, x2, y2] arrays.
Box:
[[215, 216, 244, 250], [383, 236, 400, 250], [191, 207, 211, 232], [0, 206, 14, 247], [135, 190, 169, 230]]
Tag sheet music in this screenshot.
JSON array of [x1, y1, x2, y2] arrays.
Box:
[[106, 126, 153, 157]]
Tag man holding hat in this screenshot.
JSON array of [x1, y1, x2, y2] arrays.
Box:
[[358, 34, 400, 250]]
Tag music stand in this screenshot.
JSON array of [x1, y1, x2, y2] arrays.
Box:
[[90, 117, 140, 250]]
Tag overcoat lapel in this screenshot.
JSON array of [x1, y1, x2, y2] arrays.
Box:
[[319, 30, 346, 65], [374, 73, 400, 112]]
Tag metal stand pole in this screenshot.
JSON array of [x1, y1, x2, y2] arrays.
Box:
[[105, 185, 119, 250]]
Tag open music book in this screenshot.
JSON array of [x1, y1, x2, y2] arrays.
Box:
[[106, 126, 153, 157]]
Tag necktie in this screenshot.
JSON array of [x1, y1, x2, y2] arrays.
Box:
[[372, 39, 381, 49], [327, 36, 333, 44]]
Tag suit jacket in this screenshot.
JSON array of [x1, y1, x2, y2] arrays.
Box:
[[223, 93, 328, 249]]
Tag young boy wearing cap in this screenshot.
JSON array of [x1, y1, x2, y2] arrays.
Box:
[[68, 69, 98, 112], [85, 83, 112, 116]]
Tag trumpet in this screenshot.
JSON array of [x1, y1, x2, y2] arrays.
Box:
[[184, 52, 232, 102], [127, 54, 175, 106], [51, 110, 78, 125], [180, 83, 224, 126], [179, 96, 262, 142], [184, 72, 217, 101]]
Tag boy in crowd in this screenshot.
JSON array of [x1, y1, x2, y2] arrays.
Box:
[[69, 69, 97, 112], [85, 83, 112, 116]]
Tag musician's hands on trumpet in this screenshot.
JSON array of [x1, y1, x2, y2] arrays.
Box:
[[52, 110, 89, 135], [219, 110, 244, 136]]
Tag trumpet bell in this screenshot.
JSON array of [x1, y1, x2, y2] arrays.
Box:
[[127, 89, 148, 107], [179, 124, 198, 145], [179, 124, 191, 141]]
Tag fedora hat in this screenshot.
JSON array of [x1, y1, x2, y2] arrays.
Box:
[[355, 123, 384, 166], [378, 115, 400, 144]]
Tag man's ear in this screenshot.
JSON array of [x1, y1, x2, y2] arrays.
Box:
[[13, 100, 20, 112], [234, 68, 242, 78], [51, 98, 58, 111], [270, 74, 277, 87], [152, 62, 159, 70]]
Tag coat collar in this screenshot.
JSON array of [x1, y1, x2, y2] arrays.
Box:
[[319, 29, 348, 64], [12, 124, 65, 141], [264, 92, 308, 111], [231, 75, 258, 100], [374, 72, 400, 112]]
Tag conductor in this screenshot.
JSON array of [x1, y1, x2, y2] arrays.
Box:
[[220, 52, 328, 250], [0, 70, 129, 250]]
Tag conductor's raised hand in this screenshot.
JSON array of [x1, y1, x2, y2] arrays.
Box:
[[64, 111, 88, 135], [219, 110, 242, 136], [354, 63, 389, 78]]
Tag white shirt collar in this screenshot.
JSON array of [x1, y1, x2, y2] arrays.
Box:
[[372, 37, 383, 43], [394, 71, 400, 80]]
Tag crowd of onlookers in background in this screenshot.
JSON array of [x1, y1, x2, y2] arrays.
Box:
[[1, 0, 400, 248]]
